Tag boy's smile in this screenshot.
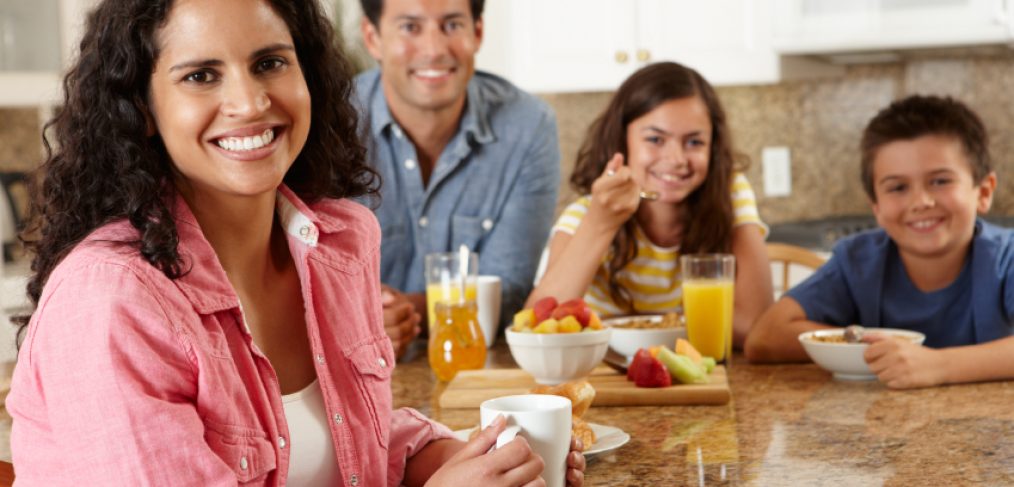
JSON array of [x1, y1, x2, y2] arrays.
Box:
[[871, 134, 995, 265]]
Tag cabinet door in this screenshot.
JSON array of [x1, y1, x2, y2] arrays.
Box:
[[636, 0, 779, 85], [773, 0, 1013, 54], [476, 0, 636, 93]]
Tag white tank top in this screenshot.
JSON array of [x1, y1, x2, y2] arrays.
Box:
[[281, 379, 340, 486]]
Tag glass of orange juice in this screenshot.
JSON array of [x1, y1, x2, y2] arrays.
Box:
[[424, 252, 479, 327], [428, 300, 487, 381], [680, 254, 735, 364]]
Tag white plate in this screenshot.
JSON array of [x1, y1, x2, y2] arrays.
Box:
[[452, 422, 630, 459]]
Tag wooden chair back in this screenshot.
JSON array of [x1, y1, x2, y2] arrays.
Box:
[[766, 243, 826, 295]]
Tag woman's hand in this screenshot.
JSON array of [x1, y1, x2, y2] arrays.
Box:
[[424, 415, 546, 487], [566, 436, 587, 486], [864, 333, 947, 389], [587, 153, 640, 233]]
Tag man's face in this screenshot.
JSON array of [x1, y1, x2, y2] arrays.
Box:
[[870, 134, 995, 263], [362, 0, 482, 116]]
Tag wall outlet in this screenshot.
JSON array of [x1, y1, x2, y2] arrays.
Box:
[[762, 146, 792, 197]]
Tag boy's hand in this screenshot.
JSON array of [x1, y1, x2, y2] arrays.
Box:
[[863, 333, 947, 389]]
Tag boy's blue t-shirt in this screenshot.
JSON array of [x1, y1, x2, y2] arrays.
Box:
[[786, 219, 1014, 348]]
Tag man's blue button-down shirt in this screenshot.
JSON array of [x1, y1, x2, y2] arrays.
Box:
[[354, 68, 561, 327]]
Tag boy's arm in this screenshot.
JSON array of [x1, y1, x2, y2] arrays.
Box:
[[865, 334, 1014, 389], [744, 296, 837, 363]]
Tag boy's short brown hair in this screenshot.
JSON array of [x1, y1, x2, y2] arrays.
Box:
[[860, 95, 991, 201]]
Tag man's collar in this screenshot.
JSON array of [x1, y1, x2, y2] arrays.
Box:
[[369, 74, 496, 147]]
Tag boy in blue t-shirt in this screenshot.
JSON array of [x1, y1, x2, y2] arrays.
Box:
[[745, 95, 1014, 389]]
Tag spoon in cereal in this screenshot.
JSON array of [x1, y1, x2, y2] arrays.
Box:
[[844, 325, 865, 343]]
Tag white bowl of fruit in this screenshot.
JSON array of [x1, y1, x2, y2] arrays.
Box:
[[507, 297, 612, 385]]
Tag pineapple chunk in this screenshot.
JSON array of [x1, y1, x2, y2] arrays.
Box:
[[533, 318, 560, 334], [558, 316, 582, 333]]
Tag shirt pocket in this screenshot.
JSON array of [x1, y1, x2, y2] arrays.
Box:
[[204, 420, 277, 484], [451, 215, 487, 252], [347, 334, 395, 449]]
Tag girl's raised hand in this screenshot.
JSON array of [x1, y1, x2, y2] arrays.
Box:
[[425, 415, 546, 487], [588, 153, 641, 232]]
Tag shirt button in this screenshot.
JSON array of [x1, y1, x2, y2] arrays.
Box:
[[419, 216, 429, 228], [316, 354, 325, 364], [482, 218, 494, 231], [334, 413, 344, 424], [378, 357, 387, 368], [240, 456, 249, 470], [393, 125, 403, 138], [350, 474, 359, 486], [404, 159, 416, 170], [278, 436, 286, 449]]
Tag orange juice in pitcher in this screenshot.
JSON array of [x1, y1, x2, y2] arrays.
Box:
[[428, 300, 487, 382]]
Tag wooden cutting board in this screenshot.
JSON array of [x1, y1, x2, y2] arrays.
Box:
[[439, 365, 729, 408]]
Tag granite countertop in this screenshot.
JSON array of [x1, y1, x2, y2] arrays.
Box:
[[394, 341, 1014, 486]]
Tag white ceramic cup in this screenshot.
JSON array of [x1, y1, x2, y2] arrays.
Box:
[[477, 275, 502, 348], [480, 394, 572, 487]]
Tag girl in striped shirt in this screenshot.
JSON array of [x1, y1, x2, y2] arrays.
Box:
[[527, 62, 774, 348]]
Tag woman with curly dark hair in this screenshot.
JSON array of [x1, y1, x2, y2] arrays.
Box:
[[5, 0, 578, 485], [527, 62, 773, 348]]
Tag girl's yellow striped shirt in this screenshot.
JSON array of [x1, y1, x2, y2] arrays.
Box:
[[551, 172, 767, 317]]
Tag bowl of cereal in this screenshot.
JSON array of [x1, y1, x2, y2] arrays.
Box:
[[798, 328, 926, 380], [604, 313, 687, 360]]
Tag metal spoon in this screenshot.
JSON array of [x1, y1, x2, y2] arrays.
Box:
[[639, 190, 659, 201], [844, 325, 865, 343]]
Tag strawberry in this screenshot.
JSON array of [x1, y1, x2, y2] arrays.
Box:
[[550, 298, 584, 321], [634, 355, 672, 388], [627, 348, 653, 381], [533, 297, 558, 323]]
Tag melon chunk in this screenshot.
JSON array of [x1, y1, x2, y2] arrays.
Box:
[[675, 338, 703, 364]]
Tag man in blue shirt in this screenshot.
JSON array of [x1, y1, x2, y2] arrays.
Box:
[[745, 95, 1014, 388], [356, 0, 560, 357]]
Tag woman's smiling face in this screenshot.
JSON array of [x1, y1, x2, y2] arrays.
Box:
[[148, 0, 311, 203], [625, 96, 712, 205]]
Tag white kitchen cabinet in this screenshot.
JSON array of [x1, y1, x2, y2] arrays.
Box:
[[476, 0, 779, 93], [773, 0, 1014, 55], [0, 0, 96, 107]]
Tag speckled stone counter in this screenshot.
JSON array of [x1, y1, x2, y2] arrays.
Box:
[[393, 340, 1014, 486]]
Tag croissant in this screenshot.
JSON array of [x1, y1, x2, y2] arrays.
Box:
[[530, 380, 596, 418]]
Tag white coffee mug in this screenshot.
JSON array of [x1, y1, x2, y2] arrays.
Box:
[[477, 275, 502, 348], [480, 394, 572, 487]]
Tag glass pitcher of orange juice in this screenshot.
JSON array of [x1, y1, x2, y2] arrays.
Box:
[[428, 300, 487, 382]]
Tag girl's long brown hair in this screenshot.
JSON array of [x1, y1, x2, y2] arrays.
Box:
[[570, 62, 746, 310]]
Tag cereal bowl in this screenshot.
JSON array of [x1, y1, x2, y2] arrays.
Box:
[[798, 328, 926, 381], [604, 314, 686, 360], [506, 328, 612, 385]]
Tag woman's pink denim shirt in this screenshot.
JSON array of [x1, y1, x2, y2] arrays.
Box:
[[8, 187, 454, 486]]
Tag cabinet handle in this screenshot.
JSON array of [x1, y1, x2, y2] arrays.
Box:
[[615, 51, 629, 64], [637, 49, 651, 62]]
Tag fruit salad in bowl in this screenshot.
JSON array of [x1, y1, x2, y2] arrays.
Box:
[[507, 297, 611, 384]]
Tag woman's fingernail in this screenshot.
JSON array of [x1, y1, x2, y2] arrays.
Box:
[[486, 414, 505, 430]]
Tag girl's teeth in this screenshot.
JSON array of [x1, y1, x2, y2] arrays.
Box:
[[216, 128, 274, 152]]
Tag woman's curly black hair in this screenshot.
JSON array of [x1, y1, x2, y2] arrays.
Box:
[[16, 0, 377, 338]]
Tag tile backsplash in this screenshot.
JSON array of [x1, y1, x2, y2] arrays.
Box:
[[4, 53, 1014, 226]]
